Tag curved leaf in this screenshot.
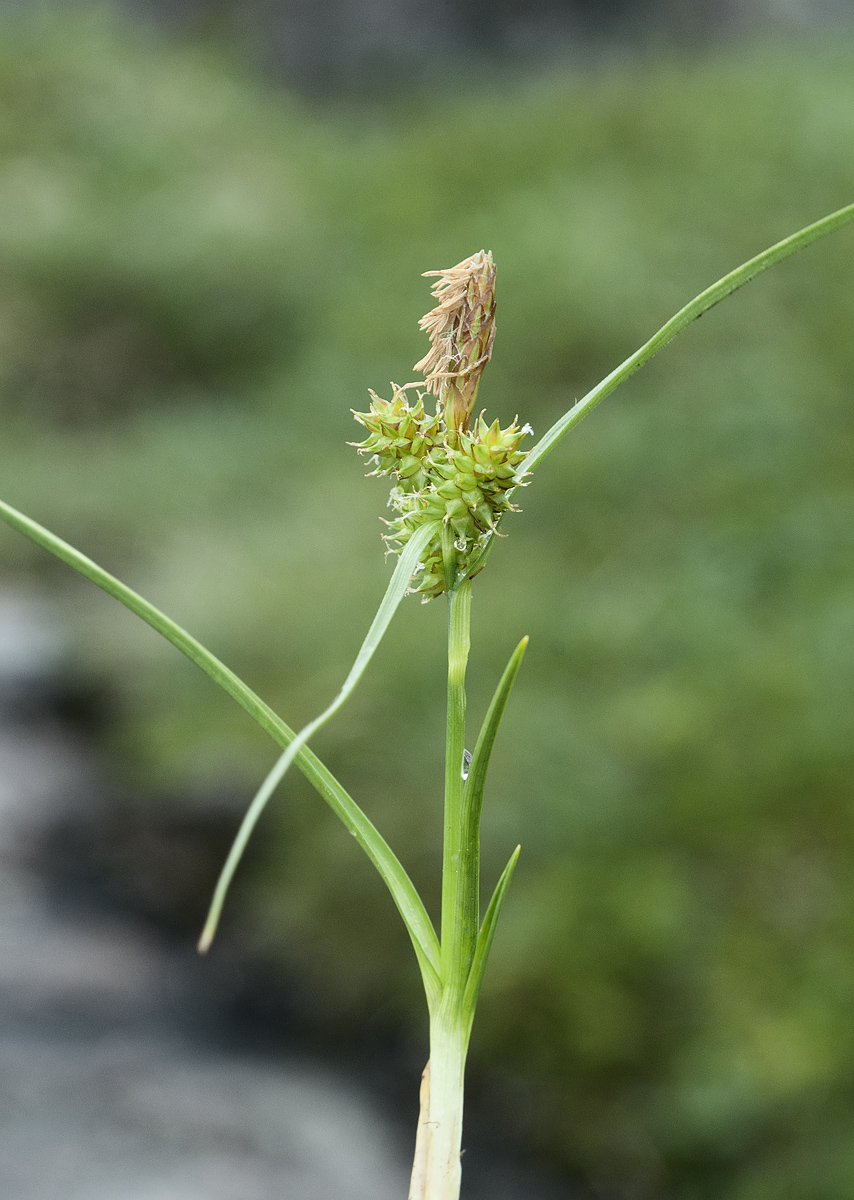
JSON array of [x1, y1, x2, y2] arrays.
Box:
[[522, 201, 854, 475], [199, 520, 441, 954], [0, 497, 441, 996]]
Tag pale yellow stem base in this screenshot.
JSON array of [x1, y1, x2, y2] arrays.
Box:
[[408, 1061, 431, 1200], [408, 1038, 465, 1200]]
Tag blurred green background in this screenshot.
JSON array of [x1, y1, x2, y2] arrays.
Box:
[[2, 6, 854, 1198]]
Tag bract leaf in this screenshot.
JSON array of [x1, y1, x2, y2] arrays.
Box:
[[198, 520, 441, 959], [0, 497, 441, 998], [462, 844, 521, 1037], [522, 201, 854, 476], [462, 635, 528, 838]]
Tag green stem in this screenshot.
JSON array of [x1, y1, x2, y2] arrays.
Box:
[[440, 576, 475, 991], [410, 570, 475, 1200]]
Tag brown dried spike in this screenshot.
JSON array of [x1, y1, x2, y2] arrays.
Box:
[[413, 250, 496, 432]]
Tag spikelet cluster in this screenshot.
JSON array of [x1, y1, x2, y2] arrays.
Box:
[[352, 252, 530, 599]]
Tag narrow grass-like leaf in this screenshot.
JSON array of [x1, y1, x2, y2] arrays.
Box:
[[199, 520, 441, 954], [443, 636, 526, 1004], [522, 201, 854, 476], [462, 844, 521, 1035], [462, 635, 528, 834], [0, 497, 441, 995]]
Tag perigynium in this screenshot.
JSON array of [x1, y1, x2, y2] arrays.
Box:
[[0, 203, 852, 1200]]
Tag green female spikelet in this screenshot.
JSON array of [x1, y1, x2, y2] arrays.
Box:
[[352, 387, 444, 492], [353, 252, 531, 599]]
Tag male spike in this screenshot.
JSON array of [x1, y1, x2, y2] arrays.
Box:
[[414, 250, 497, 433]]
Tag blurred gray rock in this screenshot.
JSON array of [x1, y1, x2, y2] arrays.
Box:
[[0, 589, 64, 713], [0, 585, 410, 1200], [0, 1033, 409, 1200]]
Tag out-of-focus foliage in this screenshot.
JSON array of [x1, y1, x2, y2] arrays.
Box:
[[2, 10, 854, 1198]]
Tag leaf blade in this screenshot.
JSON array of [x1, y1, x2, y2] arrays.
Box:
[[462, 844, 521, 1036], [522, 200, 854, 476], [0, 497, 441, 995], [198, 520, 441, 954], [462, 635, 528, 833]]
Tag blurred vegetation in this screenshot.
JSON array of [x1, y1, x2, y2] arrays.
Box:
[[2, 9, 854, 1198]]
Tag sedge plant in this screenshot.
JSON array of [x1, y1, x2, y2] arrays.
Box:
[[1, 202, 853, 1199]]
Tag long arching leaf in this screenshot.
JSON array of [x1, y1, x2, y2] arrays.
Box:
[[198, 520, 441, 953], [0, 497, 441, 995], [522, 201, 854, 476]]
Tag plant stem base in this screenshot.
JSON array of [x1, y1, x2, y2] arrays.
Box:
[[408, 1036, 466, 1200]]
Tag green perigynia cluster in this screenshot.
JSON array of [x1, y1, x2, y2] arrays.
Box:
[[352, 251, 531, 598]]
